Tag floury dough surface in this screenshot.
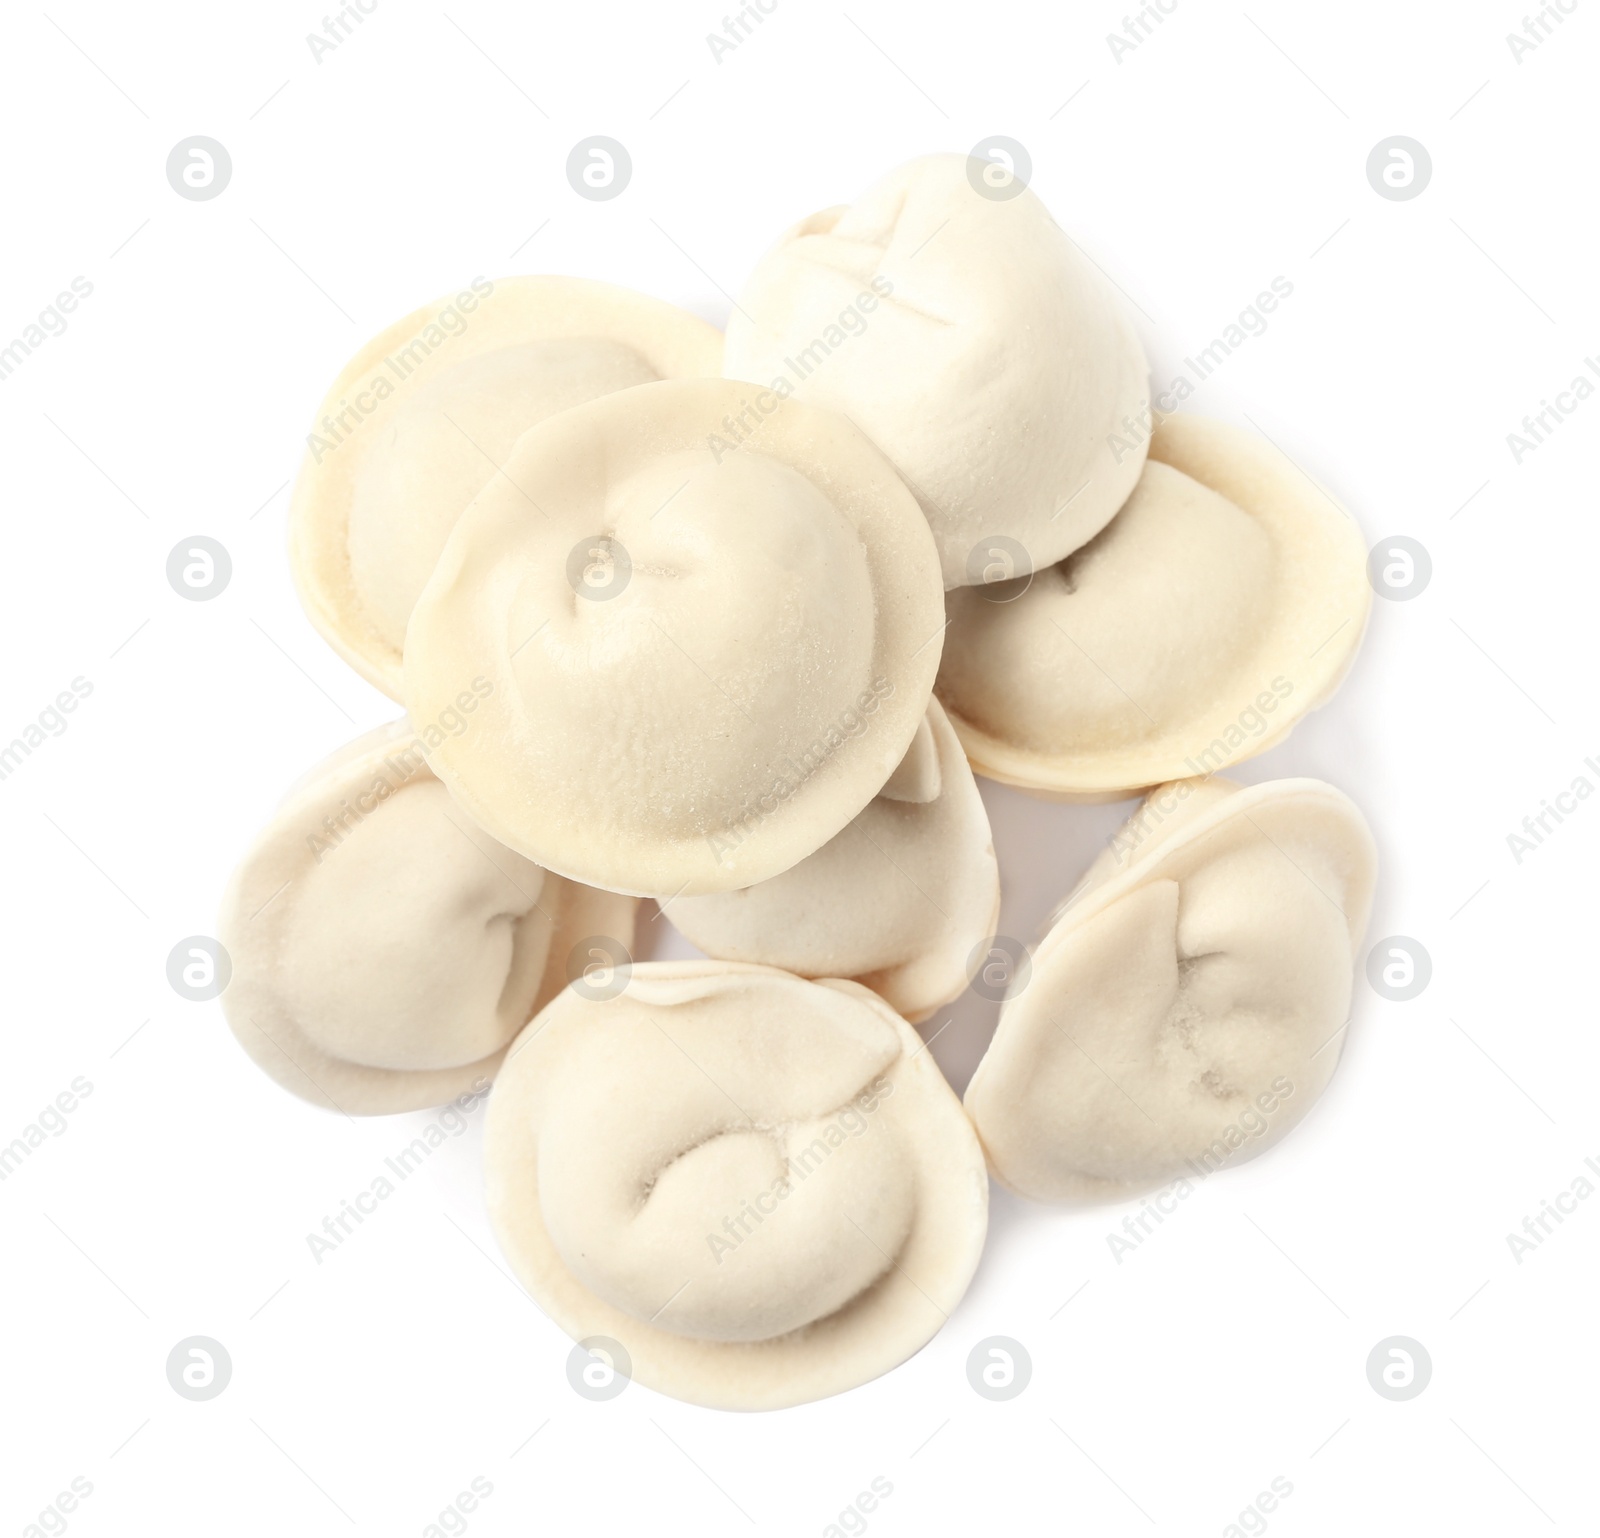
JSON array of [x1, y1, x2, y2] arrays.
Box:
[[344, 339, 659, 650], [964, 777, 1377, 1201], [289, 276, 723, 699], [403, 378, 945, 898], [723, 153, 1150, 587], [217, 720, 638, 1114], [669, 700, 999, 1022], [483, 962, 989, 1410], [936, 414, 1372, 798], [221, 153, 1386, 1419]]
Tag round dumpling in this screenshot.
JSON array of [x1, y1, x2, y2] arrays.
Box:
[[937, 414, 1371, 798], [964, 777, 1377, 1201], [218, 721, 637, 1114], [722, 153, 1149, 588], [483, 961, 989, 1409], [289, 276, 722, 699], [403, 378, 944, 898], [669, 700, 998, 1022]]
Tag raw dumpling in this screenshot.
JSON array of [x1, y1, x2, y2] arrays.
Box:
[[218, 721, 637, 1114], [289, 276, 722, 699], [936, 414, 1371, 798], [669, 700, 998, 1022], [723, 153, 1149, 588], [964, 777, 1376, 1201], [404, 378, 945, 897], [483, 961, 989, 1409]]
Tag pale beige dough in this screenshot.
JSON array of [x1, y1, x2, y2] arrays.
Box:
[[936, 414, 1371, 798], [484, 962, 989, 1409], [289, 276, 723, 699], [964, 777, 1377, 1201], [723, 153, 1150, 587], [403, 378, 945, 898], [218, 720, 637, 1114], [669, 700, 999, 1022]]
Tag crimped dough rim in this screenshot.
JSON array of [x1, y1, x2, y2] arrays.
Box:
[[287, 276, 724, 701], [964, 777, 1377, 1200], [402, 378, 945, 898], [939, 414, 1371, 797], [217, 719, 638, 1114], [484, 961, 989, 1410]]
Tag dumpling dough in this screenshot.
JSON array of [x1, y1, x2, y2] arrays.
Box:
[[218, 721, 638, 1114], [722, 153, 1149, 588], [937, 414, 1371, 798], [669, 700, 998, 1022], [964, 777, 1376, 1201], [483, 961, 989, 1410], [404, 378, 944, 898], [289, 276, 722, 699]]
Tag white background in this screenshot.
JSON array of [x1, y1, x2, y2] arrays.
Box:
[[2, 1, 1595, 1533]]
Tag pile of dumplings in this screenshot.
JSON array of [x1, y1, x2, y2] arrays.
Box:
[[220, 153, 1376, 1411]]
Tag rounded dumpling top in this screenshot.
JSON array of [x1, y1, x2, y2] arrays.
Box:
[[403, 378, 945, 898], [937, 414, 1372, 798], [722, 153, 1150, 588], [217, 721, 638, 1114], [668, 699, 999, 1022], [964, 777, 1377, 1201], [484, 961, 989, 1409], [289, 276, 723, 699]]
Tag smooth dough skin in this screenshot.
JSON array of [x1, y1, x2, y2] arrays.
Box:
[[403, 378, 945, 898], [722, 153, 1150, 588], [218, 721, 638, 1114], [964, 777, 1376, 1201], [669, 700, 999, 1022], [936, 414, 1372, 800], [484, 962, 989, 1410], [288, 276, 723, 700]]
